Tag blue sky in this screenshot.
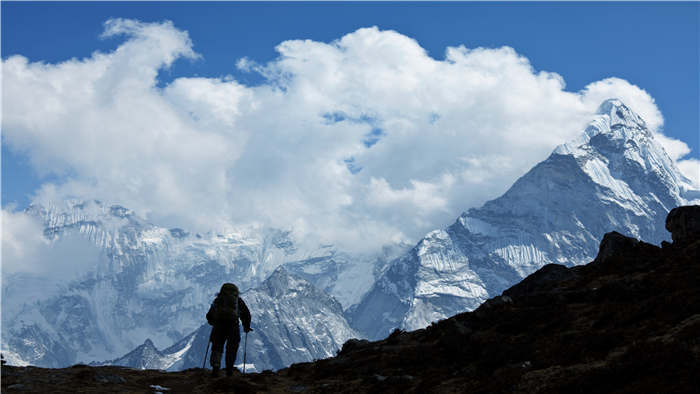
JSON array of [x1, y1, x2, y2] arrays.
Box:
[[2, 2, 699, 249]]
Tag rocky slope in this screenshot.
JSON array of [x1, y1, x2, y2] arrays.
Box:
[[350, 99, 699, 340], [4, 206, 698, 393]]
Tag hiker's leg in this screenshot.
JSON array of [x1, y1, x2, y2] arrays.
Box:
[[225, 325, 241, 374], [209, 325, 225, 370]]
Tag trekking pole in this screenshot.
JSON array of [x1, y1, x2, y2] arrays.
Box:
[[243, 331, 249, 374], [202, 340, 210, 369], [202, 326, 212, 369]]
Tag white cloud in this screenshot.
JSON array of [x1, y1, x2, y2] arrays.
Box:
[[654, 132, 691, 161], [652, 128, 699, 186], [677, 159, 700, 188], [2, 20, 692, 254], [1, 209, 103, 280]]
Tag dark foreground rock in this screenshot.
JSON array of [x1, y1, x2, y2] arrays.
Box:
[[3, 206, 699, 393], [666, 205, 700, 244]]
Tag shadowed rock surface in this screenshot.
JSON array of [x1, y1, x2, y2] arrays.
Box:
[[3, 206, 698, 393], [666, 205, 700, 244]]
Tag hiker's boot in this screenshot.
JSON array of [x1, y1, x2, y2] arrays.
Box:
[[226, 368, 233, 377], [211, 366, 220, 378]]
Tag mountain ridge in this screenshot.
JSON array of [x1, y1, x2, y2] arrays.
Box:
[[350, 99, 699, 339]]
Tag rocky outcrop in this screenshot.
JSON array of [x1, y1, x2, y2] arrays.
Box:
[[666, 205, 700, 244], [592, 231, 642, 265], [502, 263, 578, 299]]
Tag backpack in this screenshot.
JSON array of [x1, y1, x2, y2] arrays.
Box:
[[210, 283, 239, 323]]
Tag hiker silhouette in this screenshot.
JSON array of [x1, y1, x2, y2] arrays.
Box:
[[206, 283, 252, 377]]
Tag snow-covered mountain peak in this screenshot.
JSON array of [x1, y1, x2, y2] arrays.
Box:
[[556, 99, 652, 157], [260, 267, 307, 297], [494, 99, 698, 223], [351, 99, 695, 340], [415, 229, 454, 260], [549, 99, 698, 203], [27, 199, 136, 233], [595, 98, 647, 129], [257, 267, 345, 315]]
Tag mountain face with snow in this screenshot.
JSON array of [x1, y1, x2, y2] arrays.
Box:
[[1, 200, 288, 367], [238, 267, 360, 370], [93, 338, 184, 371], [1, 201, 377, 369], [94, 267, 358, 372], [282, 246, 403, 310], [350, 99, 700, 340], [3, 98, 697, 368]]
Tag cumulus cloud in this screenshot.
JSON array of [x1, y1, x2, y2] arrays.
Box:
[[654, 132, 692, 161], [652, 130, 699, 187], [1, 209, 104, 280], [580, 77, 664, 133], [677, 159, 700, 188], [2, 19, 696, 253]]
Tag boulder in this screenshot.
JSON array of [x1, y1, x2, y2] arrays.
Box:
[[593, 231, 639, 266], [503, 264, 576, 299], [665, 205, 700, 245], [337, 338, 370, 356]]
